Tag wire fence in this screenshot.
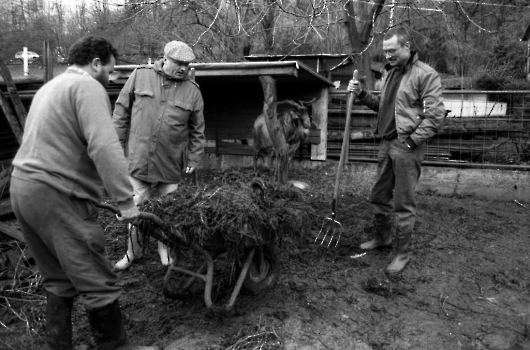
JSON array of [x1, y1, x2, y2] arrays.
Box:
[[328, 90, 530, 169]]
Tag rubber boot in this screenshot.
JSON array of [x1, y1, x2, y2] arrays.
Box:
[[46, 292, 74, 350], [359, 224, 393, 251], [157, 241, 173, 266], [114, 225, 144, 271], [86, 300, 159, 350], [386, 231, 412, 276]]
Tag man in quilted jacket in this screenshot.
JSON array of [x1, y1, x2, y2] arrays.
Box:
[[348, 26, 445, 276]]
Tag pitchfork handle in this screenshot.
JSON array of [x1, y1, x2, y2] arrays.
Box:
[[95, 202, 167, 227], [331, 70, 357, 213]]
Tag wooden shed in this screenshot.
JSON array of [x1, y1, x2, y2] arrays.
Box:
[[110, 61, 334, 162]]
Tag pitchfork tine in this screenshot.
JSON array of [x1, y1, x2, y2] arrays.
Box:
[[329, 220, 343, 247], [315, 217, 332, 245], [315, 216, 343, 247]]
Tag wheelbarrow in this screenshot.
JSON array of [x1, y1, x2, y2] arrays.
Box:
[[96, 198, 281, 314]]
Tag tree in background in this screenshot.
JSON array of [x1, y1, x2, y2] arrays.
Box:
[[0, 0, 530, 90]]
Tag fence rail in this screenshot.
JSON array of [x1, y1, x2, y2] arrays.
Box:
[[328, 90, 530, 169]]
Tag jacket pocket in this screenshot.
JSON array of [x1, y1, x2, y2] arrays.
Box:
[[134, 89, 154, 97], [174, 100, 193, 111], [166, 100, 192, 129], [133, 89, 154, 112]]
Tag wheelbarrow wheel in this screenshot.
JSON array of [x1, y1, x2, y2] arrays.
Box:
[[242, 245, 280, 295]]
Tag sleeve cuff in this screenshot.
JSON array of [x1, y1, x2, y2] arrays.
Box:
[[357, 90, 367, 99]]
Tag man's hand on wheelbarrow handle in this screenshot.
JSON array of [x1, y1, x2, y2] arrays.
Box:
[[118, 205, 140, 224], [95, 202, 167, 227]]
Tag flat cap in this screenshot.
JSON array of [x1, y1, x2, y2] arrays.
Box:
[[164, 41, 195, 63]]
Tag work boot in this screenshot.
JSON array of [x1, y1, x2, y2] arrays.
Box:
[[114, 225, 144, 271], [157, 241, 173, 266], [386, 231, 412, 276], [46, 292, 74, 350], [86, 300, 159, 350], [359, 225, 393, 250]]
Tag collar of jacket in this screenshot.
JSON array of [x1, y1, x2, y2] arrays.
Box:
[[384, 51, 418, 74], [153, 58, 190, 82]]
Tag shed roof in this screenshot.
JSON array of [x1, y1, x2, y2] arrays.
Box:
[[244, 54, 353, 74], [111, 61, 334, 87]]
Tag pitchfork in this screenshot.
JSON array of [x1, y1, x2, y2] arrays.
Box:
[[315, 69, 358, 247]]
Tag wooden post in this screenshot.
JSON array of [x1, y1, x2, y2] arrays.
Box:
[[44, 40, 53, 83], [0, 56, 28, 128], [0, 91, 23, 144], [258, 75, 289, 183]]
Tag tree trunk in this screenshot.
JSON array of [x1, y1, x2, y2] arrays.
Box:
[[258, 75, 289, 184], [343, 0, 386, 90]]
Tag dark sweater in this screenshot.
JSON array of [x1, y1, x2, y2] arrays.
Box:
[[377, 67, 403, 139]]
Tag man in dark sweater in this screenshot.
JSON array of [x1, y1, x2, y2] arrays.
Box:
[[348, 27, 445, 275], [10, 36, 158, 350]]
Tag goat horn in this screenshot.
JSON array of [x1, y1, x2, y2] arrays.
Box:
[[300, 97, 316, 105], [277, 100, 302, 109]]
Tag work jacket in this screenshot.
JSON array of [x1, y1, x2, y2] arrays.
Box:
[[359, 53, 445, 147], [113, 59, 205, 183]]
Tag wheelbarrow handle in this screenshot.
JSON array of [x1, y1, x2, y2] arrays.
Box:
[[95, 202, 167, 227]]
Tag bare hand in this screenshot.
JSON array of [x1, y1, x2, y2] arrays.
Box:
[[116, 205, 140, 224], [347, 69, 362, 96], [347, 80, 362, 96]]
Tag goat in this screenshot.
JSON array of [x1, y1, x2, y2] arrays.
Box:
[[252, 99, 315, 172]]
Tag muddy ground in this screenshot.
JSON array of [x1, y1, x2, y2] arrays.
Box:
[[1, 165, 530, 350]]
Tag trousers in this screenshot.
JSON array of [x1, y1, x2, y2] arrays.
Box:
[[129, 176, 178, 205], [370, 138, 425, 234], [10, 177, 121, 309]]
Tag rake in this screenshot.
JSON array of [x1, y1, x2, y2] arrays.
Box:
[[315, 69, 357, 247]]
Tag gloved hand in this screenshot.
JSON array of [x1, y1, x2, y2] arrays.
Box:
[[185, 166, 195, 174], [116, 205, 140, 224], [347, 79, 362, 96]]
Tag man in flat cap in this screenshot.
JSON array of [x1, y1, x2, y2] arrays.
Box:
[[112, 40, 205, 270]]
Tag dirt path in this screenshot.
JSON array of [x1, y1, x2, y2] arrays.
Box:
[[2, 166, 530, 350]]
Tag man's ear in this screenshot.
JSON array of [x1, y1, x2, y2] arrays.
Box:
[[90, 57, 101, 72]]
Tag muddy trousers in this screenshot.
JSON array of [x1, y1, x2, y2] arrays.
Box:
[[370, 138, 425, 250], [113, 177, 177, 270]]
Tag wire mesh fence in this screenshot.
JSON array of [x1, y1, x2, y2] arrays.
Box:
[[328, 90, 530, 169]]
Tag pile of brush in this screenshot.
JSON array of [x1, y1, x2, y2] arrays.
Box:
[[138, 168, 316, 257]]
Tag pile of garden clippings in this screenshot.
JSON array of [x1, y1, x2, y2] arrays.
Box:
[[137, 168, 316, 263]]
